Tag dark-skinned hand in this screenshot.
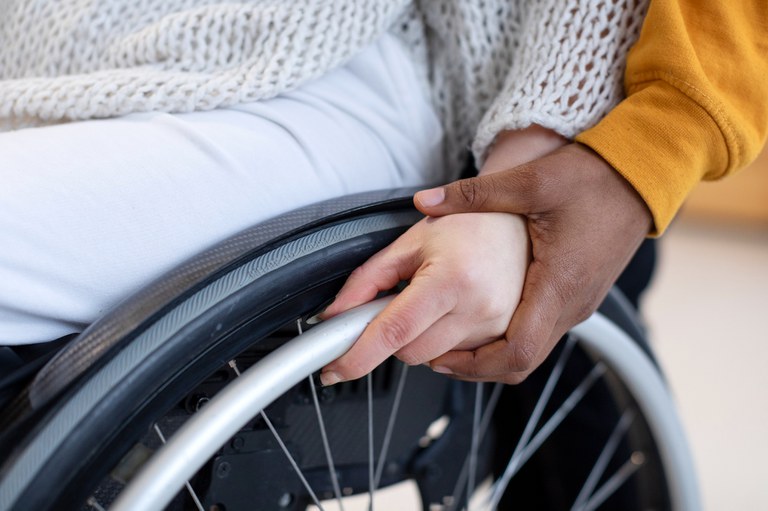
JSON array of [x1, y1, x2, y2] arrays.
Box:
[[416, 142, 652, 383], [320, 130, 651, 385]]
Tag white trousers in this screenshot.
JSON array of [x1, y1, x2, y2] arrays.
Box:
[[0, 34, 445, 345]]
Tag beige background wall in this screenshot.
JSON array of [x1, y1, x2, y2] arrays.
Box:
[[681, 146, 768, 226], [648, 145, 768, 510]]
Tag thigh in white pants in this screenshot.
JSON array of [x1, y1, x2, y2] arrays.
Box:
[[0, 34, 445, 345]]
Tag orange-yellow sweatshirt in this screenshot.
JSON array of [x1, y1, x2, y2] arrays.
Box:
[[576, 1, 768, 234]]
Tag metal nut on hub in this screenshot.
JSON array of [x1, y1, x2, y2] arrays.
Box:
[[216, 461, 231, 479]]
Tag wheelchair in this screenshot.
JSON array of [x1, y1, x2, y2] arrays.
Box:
[[0, 188, 700, 511]]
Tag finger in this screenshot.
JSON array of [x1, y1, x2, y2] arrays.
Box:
[[321, 239, 421, 319], [393, 314, 487, 367], [429, 353, 533, 385], [321, 274, 456, 385], [430, 259, 565, 380], [429, 340, 528, 382], [414, 156, 564, 217], [430, 331, 560, 385]]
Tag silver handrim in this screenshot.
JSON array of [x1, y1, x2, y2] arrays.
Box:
[[110, 298, 701, 511]]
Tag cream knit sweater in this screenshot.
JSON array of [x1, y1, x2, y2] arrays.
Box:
[[0, 0, 647, 174]]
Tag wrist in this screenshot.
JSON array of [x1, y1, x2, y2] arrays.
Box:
[[569, 143, 654, 235], [480, 125, 568, 176]]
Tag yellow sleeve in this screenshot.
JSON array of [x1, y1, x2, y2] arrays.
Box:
[[575, 1, 768, 235]]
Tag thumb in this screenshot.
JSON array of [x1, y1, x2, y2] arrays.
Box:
[[414, 167, 540, 217]]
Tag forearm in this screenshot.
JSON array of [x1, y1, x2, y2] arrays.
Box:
[[576, 0, 768, 234], [479, 126, 568, 176]]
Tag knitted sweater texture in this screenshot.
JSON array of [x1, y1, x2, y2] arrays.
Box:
[[0, 0, 647, 173]]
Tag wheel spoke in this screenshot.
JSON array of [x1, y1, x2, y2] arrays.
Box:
[[229, 359, 326, 511], [309, 375, 345, 511], [578, 451, 645, 511], [260, 410, 326, 510], [153, 424, 204, 511], [518, 363, 607, 467], [299, 320, 346, 510], [86, 496, 106, 511], [374, 363, 409, 490], [447, 382, 504, 511], [484, 337, 577, 509], [571, 410, 636, 511], [367, 373, 375, 511], [488, 358, 604, 509], [467, 382, 484, 504], [514, 338, 577, 458]]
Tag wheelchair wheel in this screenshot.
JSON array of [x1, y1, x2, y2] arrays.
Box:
[[0, 190, 698, 511]]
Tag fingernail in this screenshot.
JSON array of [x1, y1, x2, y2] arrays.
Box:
[[306, 306, 329, 325], [431, 366, 453, 375], [415, 187, 445, 208], [320, 371, 343, 387], [306, 314, 323, 325]]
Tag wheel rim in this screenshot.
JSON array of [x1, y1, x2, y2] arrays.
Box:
[[108, 299, 698, 511], [0, 199, 698, 511]]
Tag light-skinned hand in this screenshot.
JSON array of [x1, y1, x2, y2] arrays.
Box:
[[319, 211, 529, 386], [318, 126, 568, 386]]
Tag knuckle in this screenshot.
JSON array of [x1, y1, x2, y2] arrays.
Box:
[[573, 301, 597, 324], [376, 317, 413, 353], [503, 336, 538, 373], [394, 348, 423, 367], [569, 286, 603, 325], [457, 178, 486, 209], [448, 266, 478, 293], [477, 297, 509, 322], [347, 264, 367, 281], [462, 354, 484, 379], [448, 275, 505, 322]]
